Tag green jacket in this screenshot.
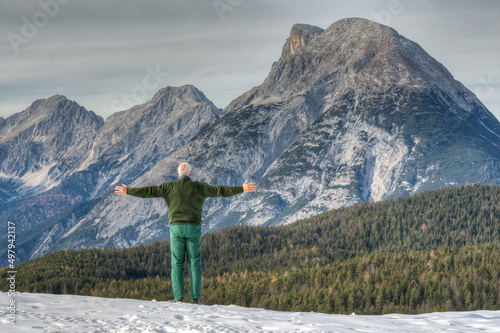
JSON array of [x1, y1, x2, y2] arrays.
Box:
[[127, 176, 244, 225]]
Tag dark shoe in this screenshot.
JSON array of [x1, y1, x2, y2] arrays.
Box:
[[168, 299, 183, 303], [192, 299, 200, 304]]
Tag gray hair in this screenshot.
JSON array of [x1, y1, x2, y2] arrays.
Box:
[[178, 163, 192, 176]]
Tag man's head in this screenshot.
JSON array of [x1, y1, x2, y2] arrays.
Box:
[[178, 163, 192, 177]]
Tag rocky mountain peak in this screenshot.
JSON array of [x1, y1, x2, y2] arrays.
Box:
[[0, 95, 103, 142], [226, 18, 402, 111], [152, 85, 202, 102], [45, 94, 67, 104], [72, 83, 221, 196], [325, 17, 397, 38], [282, 24, 324, 57], [0, 94, 104, 200], [227, 17, 488, 121], [28, 95, 84, 117], [145, 84, 220, 116]]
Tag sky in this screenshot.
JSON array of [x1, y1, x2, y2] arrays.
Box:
[[0, 0, 499, 121]]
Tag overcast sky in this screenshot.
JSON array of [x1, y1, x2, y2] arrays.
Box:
[[1, 0, 499, 121]]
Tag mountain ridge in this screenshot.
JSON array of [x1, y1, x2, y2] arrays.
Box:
[[188, 17, 499, 227], [1, 18, 499, 262], [0, 85, 219, 233]]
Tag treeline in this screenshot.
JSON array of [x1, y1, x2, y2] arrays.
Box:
[[204, 184, 499, 273], [1, 184, 499, 314], [4, 244, 498, 315], [203, 244, 499, 314]]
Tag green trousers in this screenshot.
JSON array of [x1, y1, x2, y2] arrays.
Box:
[[169, 224, 202, 300]]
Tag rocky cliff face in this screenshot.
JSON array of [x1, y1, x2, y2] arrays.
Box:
[[0, 85, 219, 235], [73, 85, 220, 198], [0, 95, 103, 190], [153, 18, 499, 228], [3, 18, 499, 263], [0, 95, 104, 230]]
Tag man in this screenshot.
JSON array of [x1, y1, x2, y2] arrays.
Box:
[[114, 162, 256, 304]]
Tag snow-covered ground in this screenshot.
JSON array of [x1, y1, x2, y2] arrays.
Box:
[[1, 292, 499, 333]]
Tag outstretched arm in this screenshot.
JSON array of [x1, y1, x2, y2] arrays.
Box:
[[242, 180, 257, 192], [116, 183, 167, 198], [114, 184, 128, 195], [200, 180, 256, 197]]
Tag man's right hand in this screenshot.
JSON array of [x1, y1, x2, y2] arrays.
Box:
[[242, 181, 256, 192], [114, 184, 128, 195]]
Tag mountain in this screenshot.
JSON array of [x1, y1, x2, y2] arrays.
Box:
[[2, 18, 499, 263], [118, 18, 499, 229], [69, 84, 220, 199], [0, 95, 104, 230], [0, 85, 220, 259]]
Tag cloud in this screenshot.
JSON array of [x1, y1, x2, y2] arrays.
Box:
[[0, 0, 498, 120]]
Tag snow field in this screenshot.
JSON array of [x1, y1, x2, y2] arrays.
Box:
[[0, 292, 499, 333]]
